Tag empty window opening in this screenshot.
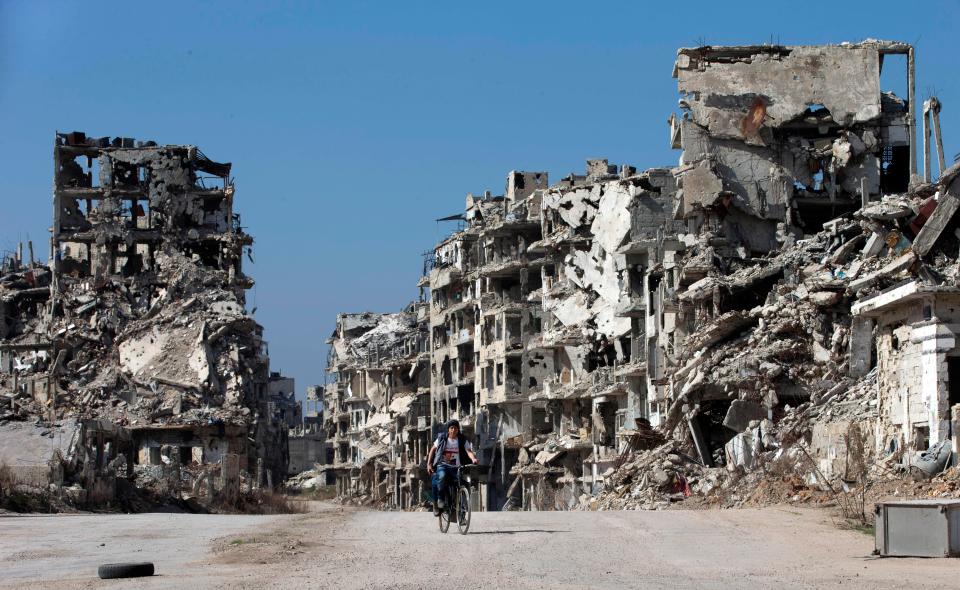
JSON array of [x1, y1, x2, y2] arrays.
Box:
[[881, 145, 910, 194], [879, 53, 908, 100], [506, 314, 522, 348], [505, 358, 522, 394], [440, 357, 452, 385], [456, 385, 473, 415]]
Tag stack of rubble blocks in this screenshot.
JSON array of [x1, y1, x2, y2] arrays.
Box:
[[317, 40, 960, 514], [0, 133, 289, 509]]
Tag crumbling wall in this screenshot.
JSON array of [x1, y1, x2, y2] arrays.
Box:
[[676, 44, 882, 137], [541, 166, 677, 344]]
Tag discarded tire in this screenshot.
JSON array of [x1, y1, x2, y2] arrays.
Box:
[[97, 562, 155, 579]]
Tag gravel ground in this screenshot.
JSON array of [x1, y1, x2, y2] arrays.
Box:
[[1, 504, 957, 589]]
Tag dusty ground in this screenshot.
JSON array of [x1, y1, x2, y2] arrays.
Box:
[[1, 503, 958, 589], [0, 509, 291, 589]]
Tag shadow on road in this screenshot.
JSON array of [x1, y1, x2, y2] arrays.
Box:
[[468, 529, 569, 535]]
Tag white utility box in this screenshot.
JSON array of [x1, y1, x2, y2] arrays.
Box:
[[875, 499, 960, 557]]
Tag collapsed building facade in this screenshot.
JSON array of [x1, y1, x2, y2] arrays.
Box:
[[316, 40, 960, 511], [322, 307, 431, 505], [1, 132, 288, 507]]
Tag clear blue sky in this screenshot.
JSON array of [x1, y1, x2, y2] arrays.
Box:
[[2, 1, 957, 401]]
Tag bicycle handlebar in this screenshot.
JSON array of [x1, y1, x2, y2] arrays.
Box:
[[429, 463, 486, 471]]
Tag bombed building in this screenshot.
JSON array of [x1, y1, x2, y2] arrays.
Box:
[[308, 39, 960, 512], [321, 307, 431, 505], [0, 132, 288, 508]]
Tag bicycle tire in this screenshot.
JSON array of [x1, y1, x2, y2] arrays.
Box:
[[438, 501, 451, 533], [456, 486, 471, 534]]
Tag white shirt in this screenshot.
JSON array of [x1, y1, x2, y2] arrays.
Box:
[[433, 437, 472, 466]]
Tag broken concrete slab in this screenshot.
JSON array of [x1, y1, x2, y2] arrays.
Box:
[[913, 191, 960, 257], [682, 311, 757, 355], [723, 400, 767, 433], [848, 251, 917, 293]]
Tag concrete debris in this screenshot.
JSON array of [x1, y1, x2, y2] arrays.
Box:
[[308, 40, 958, 516], [722, 400, 767, 433], [1, 132, 291, 511], [911, 165, 960, 256]]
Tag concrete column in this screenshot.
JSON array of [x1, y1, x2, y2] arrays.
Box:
[[687, 416, 712, 467], [221, 454, 240, 505], [908, 46, 917, 177], [931, 98, 946, 177], [952, 406, 960, 462], [913, 322, 955, 445], [923, 104, 932, 182], [205, 471, 215, 502], [849, 317, 874, 377]]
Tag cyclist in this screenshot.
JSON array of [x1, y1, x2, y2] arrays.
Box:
[[426, 419, 478, 516]]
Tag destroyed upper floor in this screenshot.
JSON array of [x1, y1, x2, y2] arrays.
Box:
[[672, 40, 917, 245], [53, 131, 251, 285], [326, 309, 426, 373]]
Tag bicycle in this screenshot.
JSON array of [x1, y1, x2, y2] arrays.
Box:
[[436, 464, 481, 535]]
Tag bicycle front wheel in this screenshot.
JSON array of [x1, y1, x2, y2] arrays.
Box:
[[438, 502, 451, 533], [456, 486, 471, 534]]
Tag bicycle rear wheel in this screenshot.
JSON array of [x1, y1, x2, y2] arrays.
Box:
[[456, 486, 471, 534]]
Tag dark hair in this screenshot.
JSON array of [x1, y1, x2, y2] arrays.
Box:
[[446, 419, 461, 431]]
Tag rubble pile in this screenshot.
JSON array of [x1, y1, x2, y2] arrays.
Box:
[[3, 248, 262, 427], [285, 468, 325, 492], [587, 165, 960, 510], [1, 132, 290, 511], [583, 370, 885, 510], [584, 444, 722, 510], [345, 313, 417, 365]]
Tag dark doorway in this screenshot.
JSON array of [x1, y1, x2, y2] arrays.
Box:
[[947, 357, 960, 408]]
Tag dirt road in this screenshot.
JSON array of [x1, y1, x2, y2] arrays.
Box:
[[2, 504, 957, 589]]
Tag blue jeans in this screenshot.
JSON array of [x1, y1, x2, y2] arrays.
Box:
[[431, 464, 459, 504]]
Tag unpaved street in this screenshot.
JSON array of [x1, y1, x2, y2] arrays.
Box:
[[2, 505, 958, 589]]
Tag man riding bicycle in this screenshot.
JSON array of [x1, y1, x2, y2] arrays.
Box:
[[426, 419, 478, 516]]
